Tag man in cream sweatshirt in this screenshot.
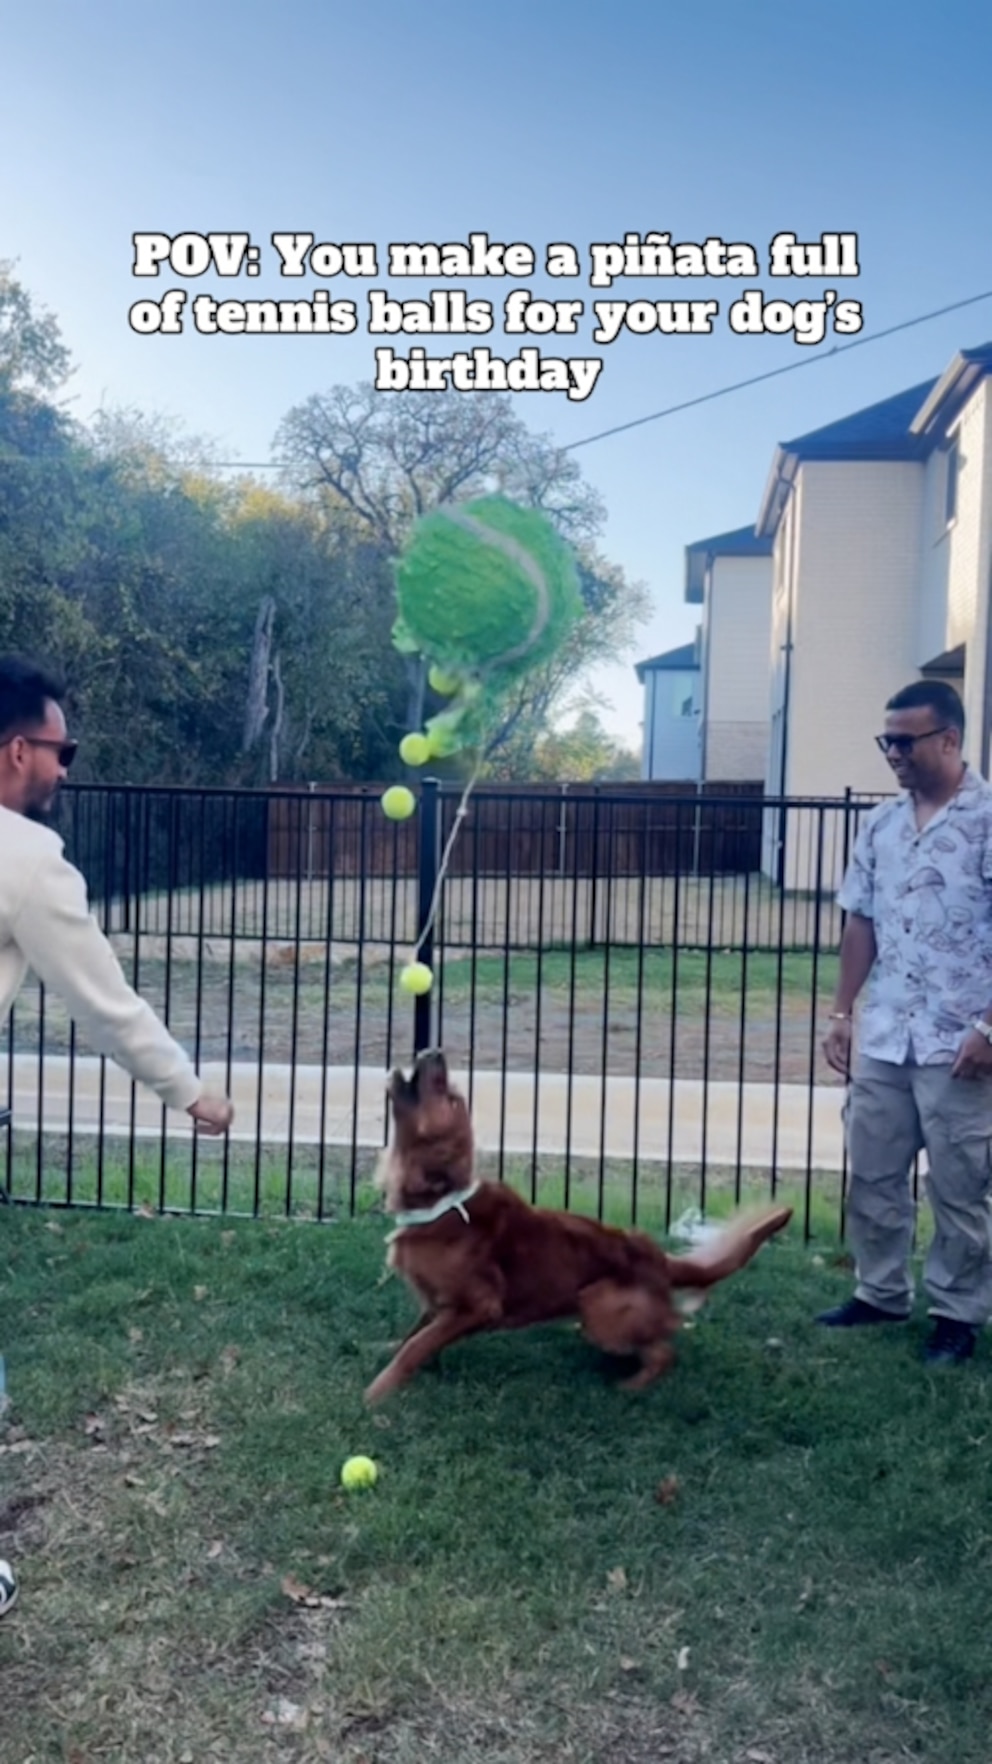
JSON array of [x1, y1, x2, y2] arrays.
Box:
[[0, 656, 234, 1618], [0, 656, 233, 1133]]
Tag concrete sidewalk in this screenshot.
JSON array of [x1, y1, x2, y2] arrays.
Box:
[[6, 1055, 848, 1171]]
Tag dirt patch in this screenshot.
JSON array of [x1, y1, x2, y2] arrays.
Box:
[[100, 874, 845, 954], [0, 1489, 50, 1549], [5, 969, 842, 1088]]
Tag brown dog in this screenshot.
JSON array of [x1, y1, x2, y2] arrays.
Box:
[[365, 1049, 792, 1405]]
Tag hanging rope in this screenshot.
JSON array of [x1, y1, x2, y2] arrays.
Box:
[[410, 761, 484, 961]]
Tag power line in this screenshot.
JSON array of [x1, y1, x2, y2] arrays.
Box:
[[562, 288, 992, 451]]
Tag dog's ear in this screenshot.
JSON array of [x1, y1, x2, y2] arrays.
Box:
[[387, 1067, 414, 1114]]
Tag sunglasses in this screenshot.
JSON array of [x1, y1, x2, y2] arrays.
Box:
[[874, 726, 948, 756], [0, 734, 78, 769]]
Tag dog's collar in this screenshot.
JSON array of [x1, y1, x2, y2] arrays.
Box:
[[387, 1181, 480, 1236]]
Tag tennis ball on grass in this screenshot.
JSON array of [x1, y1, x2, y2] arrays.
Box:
[[340, 1455, 378, 1490]]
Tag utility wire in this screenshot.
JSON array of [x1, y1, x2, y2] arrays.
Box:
[[181, 287, 992, 467], [563, 288, 992, 451]]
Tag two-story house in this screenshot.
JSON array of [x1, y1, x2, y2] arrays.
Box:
[[757, 343, 992, 885], [634, 638, 701, 780], [759, 344, 992, 801], [684, 525, 773, 783]]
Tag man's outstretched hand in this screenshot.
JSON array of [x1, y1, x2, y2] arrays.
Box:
[[188, 1094, 234, 1136]]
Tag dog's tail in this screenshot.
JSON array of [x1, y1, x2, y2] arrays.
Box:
[[666, 1205, 792, 1290]]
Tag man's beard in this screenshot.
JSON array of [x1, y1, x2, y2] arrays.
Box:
[[25, 792, 60, 827]]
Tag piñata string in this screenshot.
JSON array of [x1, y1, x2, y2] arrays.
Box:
[[410, 759, 484, 962]]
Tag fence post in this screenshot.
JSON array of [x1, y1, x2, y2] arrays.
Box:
[[588, 787, 601, 947], [414, 777, 440, 1055], [306, 780, 316, 886], [557, 782, 569, 876]]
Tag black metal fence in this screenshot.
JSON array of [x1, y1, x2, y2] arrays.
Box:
[[0, 780, 880, 1236]]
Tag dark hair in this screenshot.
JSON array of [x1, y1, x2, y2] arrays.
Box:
[[0, 655, 65, 743], [885, 679, 965, 736]]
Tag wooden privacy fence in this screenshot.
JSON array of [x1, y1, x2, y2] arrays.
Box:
[[266, 781, 765, 881]]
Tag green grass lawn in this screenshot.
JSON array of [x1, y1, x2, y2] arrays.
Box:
[[390, 948, 840, 1008], [1, 1201, 989, 1763]]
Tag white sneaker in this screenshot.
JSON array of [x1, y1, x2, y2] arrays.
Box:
[[0, 1560, 17, 1617]]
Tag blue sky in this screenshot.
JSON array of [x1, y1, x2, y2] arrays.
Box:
[[4, 0, 991, 747]]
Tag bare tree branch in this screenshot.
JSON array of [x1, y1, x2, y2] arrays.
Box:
[[269, 650, 285, 783]]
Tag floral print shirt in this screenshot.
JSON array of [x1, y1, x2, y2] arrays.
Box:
[[837, 766, 992, 1065]]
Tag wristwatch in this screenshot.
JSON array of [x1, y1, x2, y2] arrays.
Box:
[[973, 1019, 992, 1045]]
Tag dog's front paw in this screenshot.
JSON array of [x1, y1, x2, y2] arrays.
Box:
[[364, 1369, 396, 1406]]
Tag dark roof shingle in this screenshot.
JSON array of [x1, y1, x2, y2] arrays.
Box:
[[684, 524, 772, 601], [781, 380, 937, 461], [635, 640, 699, 681]]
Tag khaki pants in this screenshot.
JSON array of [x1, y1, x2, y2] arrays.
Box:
[[844, 1055, 992, 1324]]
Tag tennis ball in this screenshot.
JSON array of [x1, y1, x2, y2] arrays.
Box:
[[425, 713, 463, 758], [381, 785, 416, 820], [399, 732, 431, 767], [340, 1454, 378, 1490], [428, 665, 462, 696], [399, 962, 433, 996], [395, 497, 583, 681]]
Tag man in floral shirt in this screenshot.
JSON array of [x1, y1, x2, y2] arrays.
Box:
[[820, 681, 992, 1365]]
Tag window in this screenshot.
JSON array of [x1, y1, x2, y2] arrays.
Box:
[[670, 673, 697, 717], [945, 436, 959, 526]]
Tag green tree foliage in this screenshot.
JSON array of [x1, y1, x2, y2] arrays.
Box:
[[485, 703, 641, 782], [0, 258, 73, 395], [0, 266, 647, 784]]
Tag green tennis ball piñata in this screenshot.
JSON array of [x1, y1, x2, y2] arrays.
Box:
[[394, 497, 582, 684]]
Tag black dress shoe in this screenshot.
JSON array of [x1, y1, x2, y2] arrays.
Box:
[[923, 1318, 978, 1366], [815, 1297, 910, 1328]]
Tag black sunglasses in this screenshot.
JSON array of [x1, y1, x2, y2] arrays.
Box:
[[874, 726, 948, 756], [0, 734, 78, 769]]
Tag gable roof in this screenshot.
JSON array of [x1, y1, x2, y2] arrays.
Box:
[[781, 380, 937, 460], [920, 642, 965, 677], [911, 343, 992, 440], [634, 640, 699, 682], [684, 524, 773, 603], [756, 378, 937, 536]]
